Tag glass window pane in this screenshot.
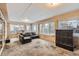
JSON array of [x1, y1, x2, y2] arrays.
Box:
[[10, 24, 24, 34], [31, 24, 38, 34], [40, 24, 43, 34], [49, 22, 55, 35], [26, 24, 31, 32], [44, 23, 49, 34], [39, 22, 55, 35], [58, 20, 79, 33]]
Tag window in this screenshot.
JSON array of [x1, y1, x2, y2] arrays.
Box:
[[49, 22, 55, 35], [40, 22, 55, 35], [26, 24, 31, 32], [58, 20, 78, 29], [58, 20, 79, 33], [44, 23, 50, 34], [10, 24, 24, 34], [31, 24, 38, 34], [40, 24, 43, 34]]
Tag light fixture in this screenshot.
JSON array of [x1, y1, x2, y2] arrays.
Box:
[[47, 3, 60, 7], [22, 19, 31, 23]]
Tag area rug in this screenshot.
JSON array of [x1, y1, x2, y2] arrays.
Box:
[[1, 39, 79, 56]]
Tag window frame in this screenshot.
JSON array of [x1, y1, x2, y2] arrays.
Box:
[[39, 22, 55, 35]]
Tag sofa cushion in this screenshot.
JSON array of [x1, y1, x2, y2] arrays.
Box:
[[24, 37, 31, 39]]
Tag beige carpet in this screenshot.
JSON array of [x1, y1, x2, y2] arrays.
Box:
[[1, 39, 79, 56]]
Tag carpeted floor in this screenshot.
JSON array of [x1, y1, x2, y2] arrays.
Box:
[[1, 39, 79, 56]]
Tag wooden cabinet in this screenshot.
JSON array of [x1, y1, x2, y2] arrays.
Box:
[[56, 30, 74, 51]]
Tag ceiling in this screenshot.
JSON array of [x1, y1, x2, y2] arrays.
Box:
[[7, 3, 79, 23]]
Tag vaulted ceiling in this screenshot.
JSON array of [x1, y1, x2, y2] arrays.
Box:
[[6, 3, 79, 23]]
